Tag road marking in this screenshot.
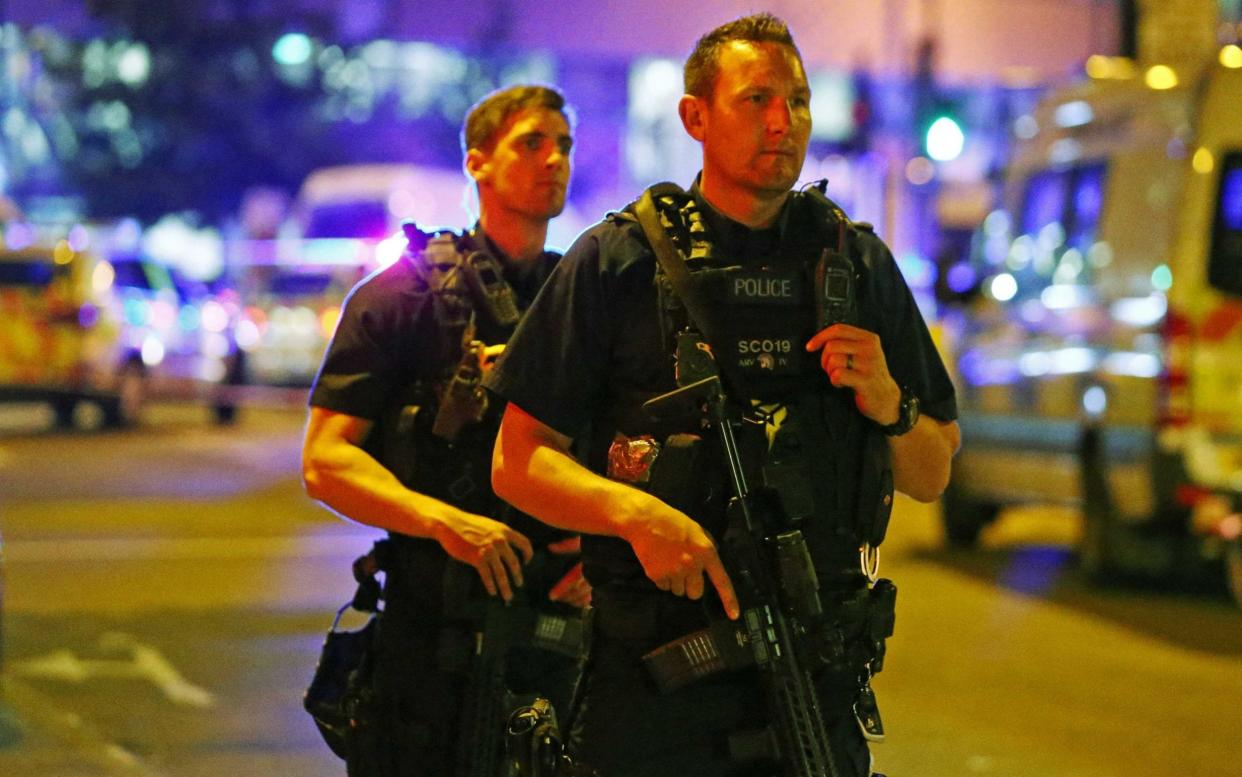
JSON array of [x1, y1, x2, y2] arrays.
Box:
[[12, 632, 215, 709], [1, 675, 165, 776], [3, 532, 378, 563]]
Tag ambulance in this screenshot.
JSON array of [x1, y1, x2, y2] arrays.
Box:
[[940, 51, 1242, 603], [0, 238, 235, 427]]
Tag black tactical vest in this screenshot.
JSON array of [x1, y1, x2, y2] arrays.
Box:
[[588, 184, 893, 587], [363, 228, 567, 600]]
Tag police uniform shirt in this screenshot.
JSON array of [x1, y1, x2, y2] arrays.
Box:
[[484, 181, 958, 585], [309, 230, 579, 775], [309, 228, 557, 420], [308, 225, 568, 576]]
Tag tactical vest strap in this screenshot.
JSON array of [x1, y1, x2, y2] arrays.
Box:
[[634, 185, 719, 342], [634, 184, 756, 399]]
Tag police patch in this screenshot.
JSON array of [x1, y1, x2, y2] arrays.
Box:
[[733, 335, 802, 375], [724, 269, 805, 306]]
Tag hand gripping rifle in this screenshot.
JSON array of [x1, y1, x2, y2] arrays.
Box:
[[450, 560, 586, 777], [632, 185, 845, 776], [644, 368, 843, 777]]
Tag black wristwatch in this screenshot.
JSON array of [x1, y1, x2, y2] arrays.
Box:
[[878, 386, 919, 437]]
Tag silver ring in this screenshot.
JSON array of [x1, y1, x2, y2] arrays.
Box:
[[846, 354, 855, 370]]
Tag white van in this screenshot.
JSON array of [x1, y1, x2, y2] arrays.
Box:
[[940, 55, 1242, 602], [294, 163, 471, 238], [224, 164, 471, 386]]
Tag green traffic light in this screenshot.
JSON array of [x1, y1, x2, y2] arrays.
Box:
[[925, 115, 965, 162]]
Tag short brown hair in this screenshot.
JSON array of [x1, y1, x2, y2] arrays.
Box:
[[461, 85, 570, 154], [683, 13, 803, 98]]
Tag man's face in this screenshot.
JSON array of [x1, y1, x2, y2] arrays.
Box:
[[692, 41, 812, 196], [470, 107, 573, 222]]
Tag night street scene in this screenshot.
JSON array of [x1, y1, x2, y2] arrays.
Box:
[[1, 1, 1240, 776]]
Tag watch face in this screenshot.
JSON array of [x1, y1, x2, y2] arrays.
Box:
[[885, 390, 918, 435]]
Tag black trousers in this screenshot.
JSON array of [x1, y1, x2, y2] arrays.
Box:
[[343, 550, 583, 777], [346, 614, 582, 777], [570, 591, 871, 777]]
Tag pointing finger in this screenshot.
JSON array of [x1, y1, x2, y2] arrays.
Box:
[[703, 553, 740, 620]]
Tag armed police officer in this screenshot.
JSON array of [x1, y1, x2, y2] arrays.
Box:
[[488, 15, 960, 777], [302, 85, 589, 776]]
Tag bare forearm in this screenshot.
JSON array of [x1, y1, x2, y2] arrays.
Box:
[[492, 413, 651, 540], [303, 434, 457, 540], [889, 416, 960, 502]]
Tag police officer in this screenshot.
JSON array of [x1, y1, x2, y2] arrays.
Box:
[[302, 84, 588, 776], [487, 15, 960, 777]]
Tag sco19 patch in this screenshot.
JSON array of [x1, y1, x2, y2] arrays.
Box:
[[720, 268, 809, 376]]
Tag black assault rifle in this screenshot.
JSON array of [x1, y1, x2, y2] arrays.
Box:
[[644, 373, 843, 777], [451, 571, 586, 777]]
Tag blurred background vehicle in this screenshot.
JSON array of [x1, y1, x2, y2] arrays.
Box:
[[294, 163, 470, 238], [230, 259, 366, 387], [938, 52, 1242, 603], [217, 163, 467, 387], [0, 0, 1235, 598], [0, 237, 238, 427]]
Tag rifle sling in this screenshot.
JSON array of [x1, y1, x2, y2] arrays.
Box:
[[633, 188, 754, 399]]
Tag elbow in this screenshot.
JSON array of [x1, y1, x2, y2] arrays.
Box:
[[302, 457, 327, 501], [490, 433, 516, 505], [894, 445, 954, 503], [301, 440, 332, 501], [902, 473, 948, 504], [915, 462, 952, 503]]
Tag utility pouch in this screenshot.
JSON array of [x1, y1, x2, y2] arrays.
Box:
[[646, 433, 706, 515], [760, 417, 816, 525], [304, 607, 378, 759], [432, 340, 489, 442], [304, 548, 384, 760], [867, 578, 897, 673]]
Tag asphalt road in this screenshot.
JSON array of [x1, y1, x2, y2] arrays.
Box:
[[0, 401, 1238, 776]]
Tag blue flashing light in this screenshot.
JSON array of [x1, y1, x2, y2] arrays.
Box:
[[946, 262, 977, 294], [1222, 168, 1242, 230], [272, 33, 313, 67]]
